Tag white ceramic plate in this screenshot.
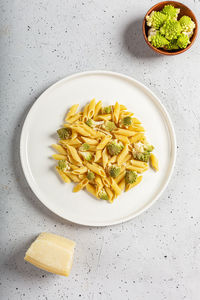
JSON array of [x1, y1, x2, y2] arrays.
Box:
[[20, 71, 176, 226]]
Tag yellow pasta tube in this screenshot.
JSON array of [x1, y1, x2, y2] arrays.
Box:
[[102, 177, 111, 187], [65, 172, 80, 183], [150, 154, 159, 171], [111, 178, 121, 196], [95, 176, 103, 194], [124, 153, 132, 163], [129, 133, 145, 144], [85, 162, 106, 177], [120, 104, 127, 111], [94, 101, 102, 118], [81, 137, 99, 145], [118, 178, 125, 191], [129, 125, 145, 132], [126, 165, 148, 173], [114, 128, 137, 136], [65, 104, 79, 121], [56, 167, 71, 183], [81, 123, 99, 137], [96, 135, 112, 150], [114, 134, 129, 144], [113, 102, 120, 124], [115, 170, 126, 184], [95, 114, 112, 121], [108, 155, 117, 164], [72, 167, 88, 175], [82, 103, 89, 122], [73, 178, 89, 192], [132, 117, 141, 124], [130, 159, 148, 168], [117, 144, 129, 166], [52, 154, 68, 160], [94, 150, 102, 162], [51, 144, 67, 155], [66, 112, 82, 124], [86, 183, 98, 198], [60, 139, 81, 148], [70, 126, 90, 137], [105, 187, 114, 203], [88, 98, 96, 118], [66, 145, 83, 165], [125, 176, 142, 192], [102, 148, 108, 169]]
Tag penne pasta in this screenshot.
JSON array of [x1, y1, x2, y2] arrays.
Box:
[[81, 137, 99, 145], [114, 128, 137, 136], [82, 103, 89, 122], [65, 104, 79, 121], [87, 98, 96, 119], [56, 167, 71, 183], [96, 135, 112, 150], [125, 176, 142, 192], [111, 178, 121, 196], [105, 187, 114, 203], [117, 144, 129, 166], [66, 145, 83, 165], [102, 148, 109, 169], [129, 133, 145, 144], [86, 183, 98, 198], [113, 102, 120, 124], [120, 104, 127, 111], [118, 178, 125, 191], [66, 112, 82, 124], [94, 150, 102, 162], [85, 162, 106, 177], [94, 101, 102, 118], [51, 144, 67, 155], [73, 178, 89, 192], [150, 153, 159, 171], [114, 134, 130, 144], [72, 167, 88, 175], [52, 154, 68, 160]]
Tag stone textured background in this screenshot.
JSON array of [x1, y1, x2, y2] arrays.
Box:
[[0, 1, 200, 299]]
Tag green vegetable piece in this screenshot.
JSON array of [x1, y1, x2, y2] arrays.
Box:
[[85, 119, 93, 127], [146, 11, 167, 29], [79, 143, 90, 151], [177, 33, 189, 49], [133, 152, 150, 163], [149, 32, 169, 48], [144, 144, 154, 152], [125, 170, 137, 184], [107, 141, 124, 156], [58, 160, 69, 172], [122, 116, 132, 126], [161, 5, 180, 19], [80, 151, 93, 161], [103, 106, 111, 114], [87, 171, 95, 181], [57, 128, 72, 139], [165, 39, 179, 50], [109, 166, 121, 178], [99, 189, 109, 201], [179, 16, 195, 32], [104, 121, 116, 132], [160, 19, 181, 40]]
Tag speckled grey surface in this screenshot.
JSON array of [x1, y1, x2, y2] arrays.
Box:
[[1, 0, 200, 299]]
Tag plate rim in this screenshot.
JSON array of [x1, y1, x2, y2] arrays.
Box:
[[20, 70, 177, 226]]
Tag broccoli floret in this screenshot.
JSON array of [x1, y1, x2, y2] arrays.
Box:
[[122, 116, 132, 126], [57, 128, 72, 139], [161, 5, 180, 19], [85, 119, 93, 127], [165, 39, 179, 50], [148, 32, 169, 48], [177, 33, 190, 49], [104, 121, 116, 132], [103, 106, 111, 114], [133, 152, 150, 163], [109, 166, 121, 178], [107, 140, 124, 156], [58, 160, 69, 172], [99, 189, 109, 200], [144, 144, 154, 152], [125, 171, 137, 184], [87, 171, 95, 181], [146, 11, 167, 29], [79, 143, 90, 151], [179, 16, 195, 32], [79, 151, 93, 161], [160, 19, 181, 40]]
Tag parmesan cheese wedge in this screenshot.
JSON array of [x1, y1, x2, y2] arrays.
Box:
[[24, 232, 75, 276]]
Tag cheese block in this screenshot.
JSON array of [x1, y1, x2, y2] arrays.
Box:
[[24, 232, 75, 276]]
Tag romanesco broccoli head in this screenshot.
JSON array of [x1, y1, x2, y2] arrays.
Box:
[[107, 141, 124, 156], [161, 5, 180, 19], [177, 33, 190, 49], [144, 144, 154, 152], [85, 119, 93, 127], [104, 121, 116, 132], [125, 170, 137, 184], [109, 166, 121, 178], [122, 116, 132, 126], [58, 160, 69, 172], [146, 11, 167, 29], [179, 16, 195, 32], [99, 189, 109, 200], [103, 106, 112, 114], [79, 143, 90, 151], [165, 39, 179, 50], [133, 152, 150, 162], [87, 171, 95, 181], [57, 128, 72, 139], [160, 19, 181, 40], [148, 32, 169, 48], [79, 151, 93, 161]]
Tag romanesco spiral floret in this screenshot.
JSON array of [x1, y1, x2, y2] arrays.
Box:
[[107, 140, 124, 156], [79, 151, 93, 161], [165, 39, 179, 50], [99, 189, 109, 200], [133, 152, 150, 163], [160, 19, 181, 40], [161, 5, 180, 19], [57, 128, 72, 139], [125, 171, 137, 184], [87, 171, 95, 181], [58, 160, 70, 172], [146, 11, 167, 29], [122, 116, 132, 126], [148, 32, 169, 48], [104, 121, 116, 132], [109, 166, 121, 178], [79, 143, 90, 151], [179, 16, 195, 32], [103, 106, 112, 114], [177, 33, 190, 49]]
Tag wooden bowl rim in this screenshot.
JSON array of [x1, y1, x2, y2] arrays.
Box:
[[142, 1, 198, 55]]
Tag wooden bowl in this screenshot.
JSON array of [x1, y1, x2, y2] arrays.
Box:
[[143, 1, 198, 55]]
